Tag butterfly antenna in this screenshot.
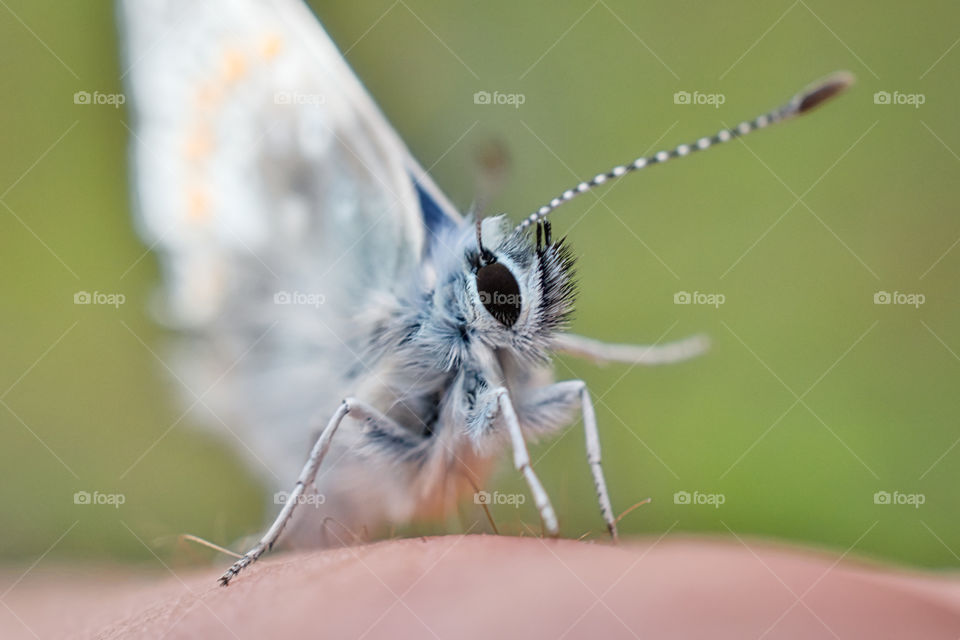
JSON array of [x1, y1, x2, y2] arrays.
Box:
[[516, 71, 854, 232]]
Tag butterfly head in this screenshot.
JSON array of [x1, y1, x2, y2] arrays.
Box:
[[464, 215, 575, 356]]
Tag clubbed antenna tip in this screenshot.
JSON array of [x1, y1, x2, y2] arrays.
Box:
[[794, 71, 855, 115], [517, 71, 855, 232]]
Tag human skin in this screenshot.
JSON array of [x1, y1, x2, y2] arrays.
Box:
[[3, 535, 960, 639]]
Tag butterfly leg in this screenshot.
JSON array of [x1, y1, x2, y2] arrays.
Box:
[[570, 381, 617, 541], [521, 380, 619, 541], [551, 332, 709, 366], [491, 387, 560, 537], [219, 397, 393, 586]]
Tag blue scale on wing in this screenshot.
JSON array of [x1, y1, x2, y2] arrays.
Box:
[[414, 177, 458, 247]]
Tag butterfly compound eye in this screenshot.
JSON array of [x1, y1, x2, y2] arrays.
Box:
[[475, 262, 521, 327]]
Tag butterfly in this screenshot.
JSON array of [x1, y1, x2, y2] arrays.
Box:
[[117, 0, 852, 585]]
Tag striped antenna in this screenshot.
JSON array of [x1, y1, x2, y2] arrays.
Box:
[[516, 71, 855, 232]]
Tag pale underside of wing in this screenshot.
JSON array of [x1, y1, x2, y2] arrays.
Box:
[[119, 0, 462, 502]]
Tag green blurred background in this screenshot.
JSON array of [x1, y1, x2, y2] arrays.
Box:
[[1, 0, 958, 570]]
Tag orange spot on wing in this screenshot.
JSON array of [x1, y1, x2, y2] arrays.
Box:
[[184, 126, 214, 160], [222, 49, 248, 84], [195, 82, 224, 110], [186, 188, 211, 223], [259, 34, 283, 60]]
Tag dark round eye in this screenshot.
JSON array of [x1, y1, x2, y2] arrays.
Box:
[[475, 262, 521, 326]]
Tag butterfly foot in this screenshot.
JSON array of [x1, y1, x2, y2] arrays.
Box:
[[607, 522, 620, 543], [218, 543, 265, 586]]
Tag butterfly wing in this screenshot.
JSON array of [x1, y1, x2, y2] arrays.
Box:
[[119, 0, 461, 489]]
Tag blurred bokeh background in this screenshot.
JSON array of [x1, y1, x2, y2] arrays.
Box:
[[1, 0, 958, 571]]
